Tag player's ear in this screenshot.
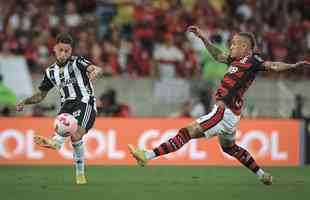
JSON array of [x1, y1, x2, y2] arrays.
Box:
[[69, 46, 73, 53]]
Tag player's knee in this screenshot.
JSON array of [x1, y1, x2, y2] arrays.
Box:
[[186, 122, 204, 138], [71, 132, 81, 142], [71, 127, 86, 142]]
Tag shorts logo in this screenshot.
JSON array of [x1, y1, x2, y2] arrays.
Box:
[[73, 110, 81, 117]]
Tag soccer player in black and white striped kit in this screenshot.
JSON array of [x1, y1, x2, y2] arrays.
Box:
[[16, 34, 104, 184]]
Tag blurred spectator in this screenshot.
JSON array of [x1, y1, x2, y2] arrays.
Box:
[[97, 89, 130, 117], [190, 90, 212, 117], [153, 33, 184, 79], [133, 0, 157, 52], [101, 40, 120, 74], [126, 38, 153, 77], [179, 41, 199, 79], [291, 94, 306, 119], [1, 107, 11, 116], [171, 90, 212, 118], [0, 0, 309, 79], [65, 1, 81, 28], [96, 1, 117, 39]]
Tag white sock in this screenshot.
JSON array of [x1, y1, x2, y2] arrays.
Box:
[[256, 169, 265, 179], [72, 139, 85, 175], [52, 134, 66, 146], [145, 151, 156, 160]]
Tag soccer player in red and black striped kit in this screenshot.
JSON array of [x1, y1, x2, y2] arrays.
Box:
[[128, 26, 310, 185]]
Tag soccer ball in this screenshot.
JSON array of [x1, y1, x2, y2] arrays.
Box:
[[54, 113, 78, 137]]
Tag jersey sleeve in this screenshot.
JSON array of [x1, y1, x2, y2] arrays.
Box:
[[76, 56, 92, 72], [38, 71, 54, 92], [253, 54, 267, 71]]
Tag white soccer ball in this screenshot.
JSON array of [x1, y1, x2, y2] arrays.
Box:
[[54, 113, 78, 137]]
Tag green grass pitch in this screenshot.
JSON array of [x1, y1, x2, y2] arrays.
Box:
[[1, 166, 309, 200]]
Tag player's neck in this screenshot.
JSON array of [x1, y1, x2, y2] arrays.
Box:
[[236, 52, 253, 60], [56, 59, 69, 67]]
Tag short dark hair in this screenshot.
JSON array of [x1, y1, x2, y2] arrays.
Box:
[[238, 32, 256, 50], [56, 33, 74, 46], [210, 34, 223, 44]]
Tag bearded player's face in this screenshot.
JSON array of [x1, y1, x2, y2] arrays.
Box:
[[54, 43, 72, 64], [229, 35, 251, 59]]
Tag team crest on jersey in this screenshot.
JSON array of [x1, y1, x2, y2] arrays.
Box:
[[73, 110, 81, 117], [227, 66, 238, 74]]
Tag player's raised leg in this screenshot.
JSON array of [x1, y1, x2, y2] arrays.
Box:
[[128, 105, 224, 166], [219, 134, 272, 185], [128, 122, 203, 166], [34, 113, 77, 150]]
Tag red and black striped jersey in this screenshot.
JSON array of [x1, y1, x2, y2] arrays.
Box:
[[215, 53, 266, 115]]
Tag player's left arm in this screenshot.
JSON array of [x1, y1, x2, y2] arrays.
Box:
[[77, 57, 111, 80], [262, 61, 310, 72]]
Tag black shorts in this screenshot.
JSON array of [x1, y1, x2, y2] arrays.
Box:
[[58, 99, 96, 132]]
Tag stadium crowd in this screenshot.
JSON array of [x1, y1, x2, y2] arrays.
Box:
[[0, 0, 309, 79], [0, 0, 309, 117]]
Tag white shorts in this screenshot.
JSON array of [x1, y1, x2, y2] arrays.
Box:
[[196, 104, 240, 142]]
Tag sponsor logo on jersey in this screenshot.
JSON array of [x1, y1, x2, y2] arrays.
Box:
[[59, 78, 78, 88]]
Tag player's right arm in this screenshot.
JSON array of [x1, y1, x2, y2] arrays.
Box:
[[188, 25, 230, 64], [16, 91, 48, 111], [16, 70, 54, 112]]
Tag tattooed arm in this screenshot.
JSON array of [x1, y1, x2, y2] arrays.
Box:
[[263, 61, 310, 72], [16, 90, 49, 111], [188, 25, 230, 64]]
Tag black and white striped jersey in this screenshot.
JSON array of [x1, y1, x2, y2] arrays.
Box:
[[39, 56, 96, 105]]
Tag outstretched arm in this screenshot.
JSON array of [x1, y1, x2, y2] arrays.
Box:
[[16, 90, 49, 111], [86, 65, 104, 81], [263, 61, 310, 72], [188, 25, 230, 64]]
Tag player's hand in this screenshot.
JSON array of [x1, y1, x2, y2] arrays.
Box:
[[187, 26, 205, 39], [88, 71, 98, 81], [16, 101, 25, 112], [89, 68, 104, 81], [87, 65, 104, 81], [294, 61, 310, 68]]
